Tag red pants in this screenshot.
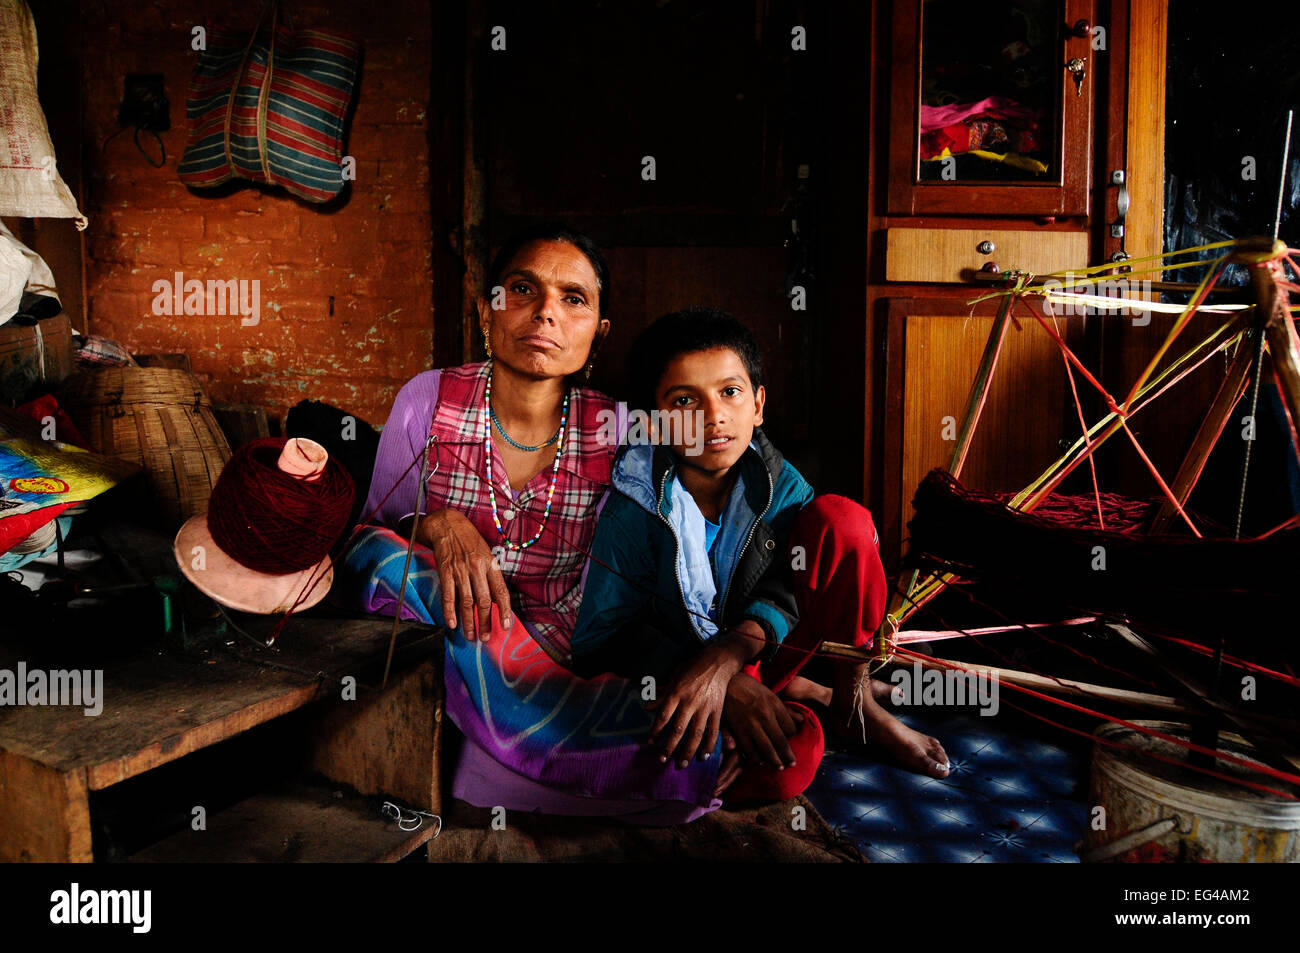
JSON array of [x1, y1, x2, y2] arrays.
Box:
[[725, 495, 888, 803]]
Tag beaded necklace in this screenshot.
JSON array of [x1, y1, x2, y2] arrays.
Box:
[[491, 406, 561, 451], [483, 361, 569, 550]]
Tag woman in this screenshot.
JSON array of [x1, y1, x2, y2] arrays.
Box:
[[339, 224, 722, 823]]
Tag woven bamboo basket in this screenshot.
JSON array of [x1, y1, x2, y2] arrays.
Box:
[[58, 367, 232, 529]]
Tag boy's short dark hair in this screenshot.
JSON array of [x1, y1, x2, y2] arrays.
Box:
[[629, 307, 764, 411]]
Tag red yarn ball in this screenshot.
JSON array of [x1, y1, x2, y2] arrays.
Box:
[[207, 437, 355, 574]]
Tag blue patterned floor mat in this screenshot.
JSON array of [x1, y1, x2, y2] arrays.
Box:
[[804, 708, 1089, 862]]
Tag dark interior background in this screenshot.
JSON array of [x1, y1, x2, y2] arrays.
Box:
[[471, 0, 870, 496], [1163, 0, 1300, 532]]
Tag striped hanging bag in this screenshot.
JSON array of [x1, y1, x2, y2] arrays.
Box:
[[177, 0, 360, 203]]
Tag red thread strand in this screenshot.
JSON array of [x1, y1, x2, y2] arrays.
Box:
[[894, 646, 1300, 798], [1148, 634, 1300, 689]]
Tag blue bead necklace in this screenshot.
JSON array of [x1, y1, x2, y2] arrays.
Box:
[[483, 361, 568, 550], [491, 406, 562, 451]]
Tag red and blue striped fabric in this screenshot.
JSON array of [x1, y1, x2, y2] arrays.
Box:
[[178, 23, 360, 203]]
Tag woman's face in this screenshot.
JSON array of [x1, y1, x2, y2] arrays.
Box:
[[478, 240, 610, 381]]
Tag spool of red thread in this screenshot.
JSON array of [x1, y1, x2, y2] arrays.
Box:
[[207, 436, 354, 574], [173, 437, 354, 615]]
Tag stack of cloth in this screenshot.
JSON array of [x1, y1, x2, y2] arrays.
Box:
[[920, 95, 1047, 175]]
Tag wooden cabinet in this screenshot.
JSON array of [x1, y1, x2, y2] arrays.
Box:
[[866, 1, 1166, 569], [887, 0, 1098, 218], [884, 225, 1090, 283]]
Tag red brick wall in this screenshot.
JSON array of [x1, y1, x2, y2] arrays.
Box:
[[80, 0, 433, 429]]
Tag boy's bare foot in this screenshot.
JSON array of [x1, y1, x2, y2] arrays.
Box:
[[781, 675, 832, 706], [830, 666, 950, 780], [850, 705, 951, 780]]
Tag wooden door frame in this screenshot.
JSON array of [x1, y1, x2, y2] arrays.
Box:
[[428, 1, 469, 368]]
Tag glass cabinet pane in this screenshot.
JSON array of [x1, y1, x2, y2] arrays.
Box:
[[917, 0, 1063, 183]]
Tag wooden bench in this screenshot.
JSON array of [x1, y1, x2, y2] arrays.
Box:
[[0, 615, 444, 862]]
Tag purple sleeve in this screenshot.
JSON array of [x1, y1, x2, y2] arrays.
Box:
[[361, 370, 441, 529]]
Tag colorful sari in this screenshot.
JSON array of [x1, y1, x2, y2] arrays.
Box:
[[336, 363, 720, 823]]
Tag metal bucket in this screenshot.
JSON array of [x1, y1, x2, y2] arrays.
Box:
[[1082, 720, 1300, 863]]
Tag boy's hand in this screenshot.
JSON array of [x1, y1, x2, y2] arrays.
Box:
[[645, 624, 763, 768], [723, 672, 800, 770], [712, 747, 744, 797]]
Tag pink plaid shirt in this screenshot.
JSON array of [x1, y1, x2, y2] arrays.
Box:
[[365, 361, 618, 661]]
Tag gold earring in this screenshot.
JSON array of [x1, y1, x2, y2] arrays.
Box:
[[483, 332, 492, 359], [584, 361, 593, 381]]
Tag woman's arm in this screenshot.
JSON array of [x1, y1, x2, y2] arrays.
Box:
[[415, 509, 512, 639], [364, 371, 511, 639], [363, 370, 442, 529]]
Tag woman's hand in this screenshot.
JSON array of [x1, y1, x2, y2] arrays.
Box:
[[418, 509, 513, 640], [722, 672, 800, 770]]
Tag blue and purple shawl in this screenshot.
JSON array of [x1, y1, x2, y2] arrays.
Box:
[[336, 366, 720, 823]]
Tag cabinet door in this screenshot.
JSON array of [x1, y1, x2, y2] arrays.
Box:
[[887, 0, 1097, 217], [880, 297, 1088, 568]]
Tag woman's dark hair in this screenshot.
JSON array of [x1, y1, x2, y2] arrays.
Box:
[[629, 307, 764, 411], [484, 222, 611, 319]]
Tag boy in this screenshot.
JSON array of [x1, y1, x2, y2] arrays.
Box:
[[571, 308, 949, 800]]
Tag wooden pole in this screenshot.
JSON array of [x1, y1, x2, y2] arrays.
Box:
[[949, 295, 1013, 479], [1184, 238, 1300, 763], [1253, 253, 1300, 434], [822, 638, 1300, 740], [1148, 333, 1253, 532], [970, 272, 1253, 297], [822, 641, 1194, 714]]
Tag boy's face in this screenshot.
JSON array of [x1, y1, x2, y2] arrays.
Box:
[[653, 347, 765, 474]]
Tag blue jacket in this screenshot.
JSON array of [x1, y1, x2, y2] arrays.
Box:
[[570, 428, 814, 680]]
